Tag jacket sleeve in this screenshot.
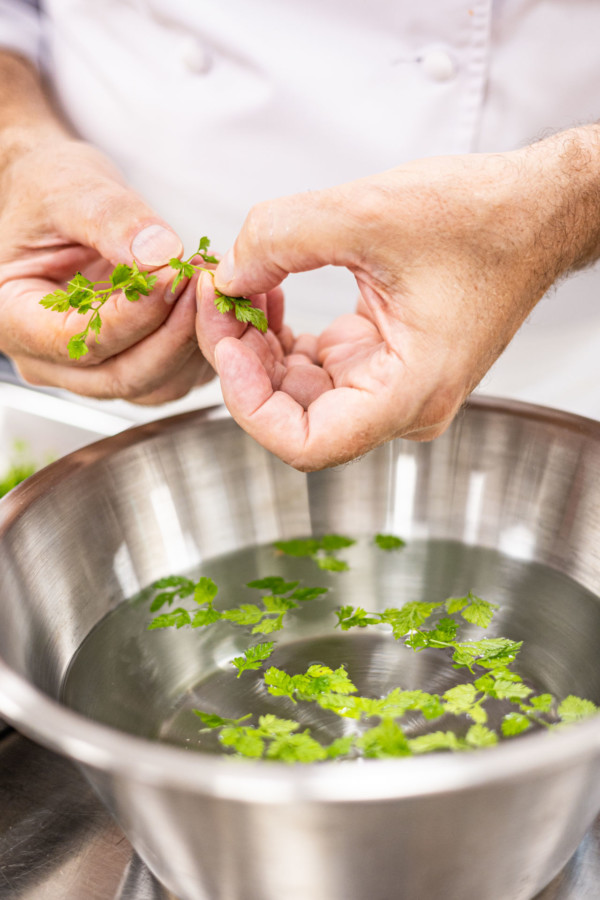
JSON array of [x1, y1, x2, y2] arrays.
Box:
[[0, 0, 42, 66]]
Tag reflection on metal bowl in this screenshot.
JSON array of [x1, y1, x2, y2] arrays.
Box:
[[0, 397, 599, 900]]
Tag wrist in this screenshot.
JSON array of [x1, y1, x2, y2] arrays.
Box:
[[515, 125, 600, 276], [0, 52, 69, 174]]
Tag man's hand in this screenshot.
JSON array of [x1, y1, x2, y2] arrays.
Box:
[[198, 129, 600, 469], [0, 53, 212, 403]]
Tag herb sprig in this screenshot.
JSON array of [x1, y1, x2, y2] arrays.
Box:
[[169, 237, 267, 334], [0, 441, 38, 498], [40, 236, 267, 360], [40, 263, 157, 360]]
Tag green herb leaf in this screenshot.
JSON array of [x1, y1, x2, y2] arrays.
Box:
[[191, 607, 222, 628], [289, 586, 329, 602], [39, 288, 71, 312], [380, 601, 441, 638], [147, 607, 192, 630], [42, 262, 157, 358], [464, 723, 498, 749], [266, 730, 327, 763], [110, 263, 134, 289], [274, 538, 321, 557], [67, 333, 89, 360], [326, 736, 356, 759], [316, 556, 349, 572], [356, 718, 412, 758], [446, 592, 499, 629], [0, 443, 37, 498], [443, 683, 487, 724], [264, 666, 297, 701], [529, 693, 554, 712], [148, 576, 195, 612], [246, 577, 299, 594], [261, 595, 298, 613], [501, 712, 532, 737], [319, 534, 356, 551], [194, 577, 218, 606], [252, 614, 285, 635], [220, 726, 265, 758], [335, 606, 379, 630], [231, 642, 275, 677], [222, 604, 265, 626], [408, 731, 463, 754], [374, 534, 406, 551], [451, 638, 523, 672], [230, 297, 268, 333], [214, 293, 235, 314], [193, 710, 251, 730], [557, 695, 598, 723]]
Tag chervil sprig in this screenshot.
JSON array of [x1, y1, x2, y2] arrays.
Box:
[[169, 237, 267, 333], [40, 235, 267, 360], [40, 263, 157, 359]]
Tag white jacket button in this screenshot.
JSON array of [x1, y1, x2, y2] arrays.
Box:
[[180, 35, 212, 74], [421, 49, 457, 82]]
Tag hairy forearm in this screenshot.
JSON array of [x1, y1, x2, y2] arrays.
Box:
[[0, 51, 69, 171], [517, 125, 600, 279]]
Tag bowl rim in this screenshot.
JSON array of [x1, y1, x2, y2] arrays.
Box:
[[1, 395, 599, 802]]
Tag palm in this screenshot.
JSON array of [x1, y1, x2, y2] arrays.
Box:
[[197, 276, 431, 470]]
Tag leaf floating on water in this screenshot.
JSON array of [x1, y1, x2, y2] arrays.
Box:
[[374, 534, 406, 551]]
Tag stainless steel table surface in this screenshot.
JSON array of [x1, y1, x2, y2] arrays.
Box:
[[0, 729, 598, 900]]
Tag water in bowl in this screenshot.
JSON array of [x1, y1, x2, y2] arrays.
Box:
[[61, 538, 600, 755]]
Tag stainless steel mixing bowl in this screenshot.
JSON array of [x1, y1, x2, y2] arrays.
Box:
[[1, 397, 600, 900]]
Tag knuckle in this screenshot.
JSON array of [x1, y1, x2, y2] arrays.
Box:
[[243, 202, 270, 244]]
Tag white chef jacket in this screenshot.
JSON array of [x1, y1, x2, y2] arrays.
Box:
[[1, 0, 600, 419]]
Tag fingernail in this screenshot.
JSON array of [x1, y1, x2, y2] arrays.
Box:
[[131, 224, 183, 267], [215, 248, 236, 288]]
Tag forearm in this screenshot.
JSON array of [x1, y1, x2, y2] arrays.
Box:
[[0, 51, 69, 171], [516, 125, 600, 280]]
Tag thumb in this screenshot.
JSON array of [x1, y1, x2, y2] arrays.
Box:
[[214, 185, 361, 297], [52, 169, 183, 269]]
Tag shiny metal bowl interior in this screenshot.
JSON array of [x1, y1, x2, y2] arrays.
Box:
[[1, 397, 600, 900]]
